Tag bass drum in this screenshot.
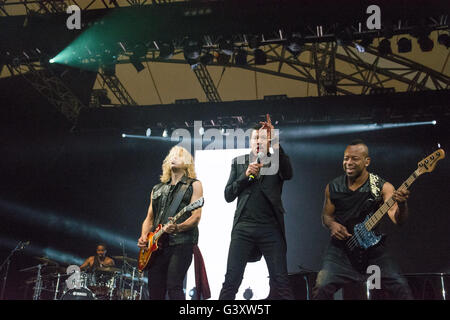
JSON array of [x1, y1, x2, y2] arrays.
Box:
[[61, 287, 96, 300]]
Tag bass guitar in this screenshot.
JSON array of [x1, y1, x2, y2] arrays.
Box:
[[343, 149, 445, 272]]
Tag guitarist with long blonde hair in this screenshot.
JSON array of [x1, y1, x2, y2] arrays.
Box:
[[137, 146, 204, 300]]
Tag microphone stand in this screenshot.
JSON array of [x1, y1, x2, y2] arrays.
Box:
[[0, 241, 23, 300], [119, 242, 126, 300]]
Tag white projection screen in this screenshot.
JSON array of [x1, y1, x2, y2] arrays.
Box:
[[185, 149, 270, 300]]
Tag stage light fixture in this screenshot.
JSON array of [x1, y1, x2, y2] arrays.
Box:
[[418, 35, 434, 52], [162, 129, 169, 138], [253, 49, 266, 65], [378, 39, 392, 55], [183, 40, 201, 62], [335, 27, 353, 46], [285, 33, 304, 56], [397, 37, 412, 53], [199, 127, 205, 136], [248, 35, 261, 50], [158, 42, 174, 59], [216, 52, 231, 65], [235, 49, 248, 66], [200, 53, 214, 65], [146, 128, 152, 137], [438, 34, 450, 48], [130, 55, 145, 72], [219, 39, 234, 56]]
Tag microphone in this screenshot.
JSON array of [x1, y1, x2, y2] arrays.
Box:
[[248, 152, 264, 182]]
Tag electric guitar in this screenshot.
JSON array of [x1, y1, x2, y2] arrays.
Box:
[[343, 149, 445, 272], [138, 197, 204, 272]]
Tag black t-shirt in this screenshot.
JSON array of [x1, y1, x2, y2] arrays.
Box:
[[328, 173, 386, 227]]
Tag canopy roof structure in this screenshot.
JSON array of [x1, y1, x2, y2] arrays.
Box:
[[0, 0, 449, 125]]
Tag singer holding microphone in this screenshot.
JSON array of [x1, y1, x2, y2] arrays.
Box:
[[219, 115, 294, 300]]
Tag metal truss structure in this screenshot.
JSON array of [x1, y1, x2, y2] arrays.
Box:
[[98, 69, 137, 105], [4, 60, 85, 124], [1, 0, 449, 121], [121, 39, 450, 96], [0, 0, 184, 16], [191, 63, 222, 102]]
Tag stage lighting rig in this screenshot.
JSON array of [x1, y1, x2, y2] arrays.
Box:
[[397, 37, 412, 53]]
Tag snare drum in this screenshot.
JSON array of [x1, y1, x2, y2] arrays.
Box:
[[61, 287, 95, 300]]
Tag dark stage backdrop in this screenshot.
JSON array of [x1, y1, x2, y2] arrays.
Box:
[[0, 96, 449, 299]]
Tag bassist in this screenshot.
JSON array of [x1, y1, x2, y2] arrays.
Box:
[[313, 140, 413, 299]]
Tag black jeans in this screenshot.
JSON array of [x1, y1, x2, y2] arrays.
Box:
[[147, 243, 193, 300], [219, 222, 294, 300], [313, 240, 413, 300]]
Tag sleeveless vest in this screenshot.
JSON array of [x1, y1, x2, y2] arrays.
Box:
[[151, 176, 198, 246], [328, 173, 386, 226]]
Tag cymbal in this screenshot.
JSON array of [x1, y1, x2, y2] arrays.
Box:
[[42, 266, 67, 274], [96, 266, 121, 273], [112, 256, 137, 263], [34, 256, 59, 266]]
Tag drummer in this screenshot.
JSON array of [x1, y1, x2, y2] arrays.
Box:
[[80, 244, 115, 272]]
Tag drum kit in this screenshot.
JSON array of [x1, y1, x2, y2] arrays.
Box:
[[20, 256, 146, 300]]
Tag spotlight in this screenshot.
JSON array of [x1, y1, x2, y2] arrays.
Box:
[[253, 49, 266, 65], [158, 42, 174, 59], [146, 128, 152, 137], [216, 52, 231, 65], [355, 43, 365, 53], [199, 127, 205, 136], [49, 58, 55, 63], [248, 35, 261, 50], [397, 37, 412, 53], [285, 33, 304, 56], [130, 55, 145, 72], [418, 36, 434, 52], [200, 53, 214, 65], [183, 40, 201, 63], [378, 39, 392, 55], [122, 133, 126, 138], [219, 39, 234, 56], [438, 34, 450, 48], [432, 120, 437, 125], [235, 49, 248, 66], [162, 129, 168, 138], [335, 27, 353, 46]]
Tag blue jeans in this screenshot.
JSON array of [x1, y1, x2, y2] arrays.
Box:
[[313, 240, 413, 299], [219, 222, 294, 300]]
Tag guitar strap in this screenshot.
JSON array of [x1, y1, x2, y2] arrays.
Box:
[[155, 180, 193, 227], [369, 173, 382, 199]]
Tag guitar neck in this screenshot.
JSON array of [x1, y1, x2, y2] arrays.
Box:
[[153, 207, 187, 240], [365, 169, 420, 231]]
